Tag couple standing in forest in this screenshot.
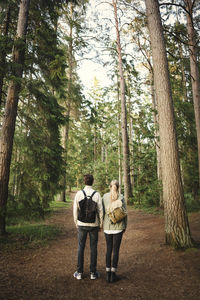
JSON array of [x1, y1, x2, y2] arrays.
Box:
[[73, 174, 127, 283]]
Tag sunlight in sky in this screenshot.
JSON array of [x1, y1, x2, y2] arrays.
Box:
[[77, 0, 111, 91], [78, 60, 109, 91]]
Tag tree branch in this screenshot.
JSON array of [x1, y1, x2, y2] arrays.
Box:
[[159, 2, 189, 14], [163, 28, 189, 47]]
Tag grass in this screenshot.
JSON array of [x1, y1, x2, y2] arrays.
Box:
[[6, 199, 72, 226], [131, 202, 200, 215], [0, 223, 61, 251], [1, 200, 71, 251], [129, 202, 164, 215], [50, 199, 71, 209]]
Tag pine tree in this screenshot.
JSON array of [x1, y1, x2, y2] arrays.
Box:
[[0, 0, 30, 236], [145, 0, 193, 248], [112, 0, 133, 203]]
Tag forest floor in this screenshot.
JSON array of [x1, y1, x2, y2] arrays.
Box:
[[0, 192, 200, 300]]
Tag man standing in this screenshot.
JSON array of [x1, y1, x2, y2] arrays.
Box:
[[73, 174, 103, 280]]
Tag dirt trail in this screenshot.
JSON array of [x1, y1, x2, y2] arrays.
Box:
[[0, 193, 200, 300]]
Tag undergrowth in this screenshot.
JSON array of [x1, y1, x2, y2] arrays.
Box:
[[0, 224, 60, 251], [130, 202, 164, 215], [1, 200, 70, 251]]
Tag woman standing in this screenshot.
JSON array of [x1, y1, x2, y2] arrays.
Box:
[[102, 180, 127, 283]]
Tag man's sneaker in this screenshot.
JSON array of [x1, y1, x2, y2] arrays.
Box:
[[73, 271, 82, 280], [90, 271, 100, 280]]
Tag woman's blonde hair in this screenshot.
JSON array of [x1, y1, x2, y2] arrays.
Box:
[[110, 180, 119, 202]]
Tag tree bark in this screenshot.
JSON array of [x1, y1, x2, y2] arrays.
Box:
[[94, 124, 97, 161], [60, 124, 69, 202], [0, 0, 30, 236], [0, 5, 11, 108], [145, 0, 193, 248], [117, 79, 122, 194], [127, 80, 134, 189], [134, 32, 162, 205], [60, 2, 74, 202], [178, 38, 188, 103], [150, 72, 163, 206], [184, 0, 200, 188], [112, 0, 132, 203]]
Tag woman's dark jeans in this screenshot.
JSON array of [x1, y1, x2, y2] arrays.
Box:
[[104, 231, 123, 269], [77, 226, 99, 273]]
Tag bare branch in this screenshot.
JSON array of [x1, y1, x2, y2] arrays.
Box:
[[192, 0, 196, 10], [159, 2, 189, 14]]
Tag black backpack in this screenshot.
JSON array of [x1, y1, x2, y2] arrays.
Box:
[[78, 190, 97, 223]]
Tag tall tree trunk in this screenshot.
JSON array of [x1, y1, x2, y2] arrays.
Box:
[[135, 34, 162, 205], [60, 123, 69, 202], [0, 0, 30, 236], [145, 0, 193, 248], [112, 0, 132, 203], [60, 2, 74, 202], [178, 39, 188, 103], [129, 116, 134, 187], [105, 146, 108, 185], [0, 5, 11, 108], [127, 80, 134, 189], [184, 0, 200, 188], [117, 79, 122, 194], [94, 124, 97, 162], [101, 129, 105, 163], [150, 72, 163, 206]]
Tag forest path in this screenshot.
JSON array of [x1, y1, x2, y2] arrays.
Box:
[[0, 192, 200, 300]]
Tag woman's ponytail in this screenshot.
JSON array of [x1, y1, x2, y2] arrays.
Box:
[[110, 180, 119, 202]]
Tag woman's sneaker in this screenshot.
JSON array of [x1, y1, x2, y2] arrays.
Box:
[[90, 271, 100, 280], [73, 271, 82, 280]]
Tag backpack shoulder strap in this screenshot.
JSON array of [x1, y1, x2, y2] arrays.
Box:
[[90, 191, 96, 199], [82, 190, 96, 199], [82, 189, 86, 197]]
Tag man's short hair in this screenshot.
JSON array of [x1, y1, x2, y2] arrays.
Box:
[[84, 174, 94, 186]]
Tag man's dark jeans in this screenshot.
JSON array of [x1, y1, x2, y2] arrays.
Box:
[[77, 226, 99, 274]]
